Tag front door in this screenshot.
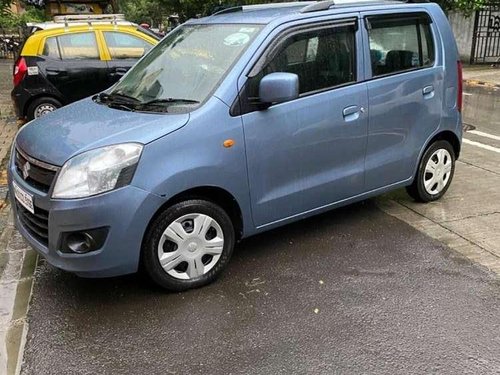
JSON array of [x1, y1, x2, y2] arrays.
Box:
[[241, 19, 368, 226]]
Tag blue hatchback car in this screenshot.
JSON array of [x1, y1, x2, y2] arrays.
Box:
[[9, 1, 463, 291]]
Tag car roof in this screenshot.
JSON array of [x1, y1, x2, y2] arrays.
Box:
[[191, 0, 421, 25]]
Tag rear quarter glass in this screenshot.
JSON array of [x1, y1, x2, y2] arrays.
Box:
[[20, 35, 41, 57]]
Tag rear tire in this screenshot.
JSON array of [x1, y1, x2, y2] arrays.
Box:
[[142, 200, 235, 292], [406, 140, 456, 203], [27, 97, 61, 121]]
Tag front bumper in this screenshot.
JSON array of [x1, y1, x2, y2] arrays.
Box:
[[8, 159, 166, 278]]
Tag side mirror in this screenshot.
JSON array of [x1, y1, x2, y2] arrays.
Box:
[[259, 72, 299, 106]]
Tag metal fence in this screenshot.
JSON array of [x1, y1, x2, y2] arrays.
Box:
[[471, 2, 500, 64]]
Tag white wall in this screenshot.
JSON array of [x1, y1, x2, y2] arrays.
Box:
[[448, 11, 475, 63]]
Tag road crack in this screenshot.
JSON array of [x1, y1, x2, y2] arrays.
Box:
[[457, 160, 500, 177], [441, 211, 500, 223]]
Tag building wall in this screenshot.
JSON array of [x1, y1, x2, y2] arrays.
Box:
[[448, 11, 475, 63], [9, 1, 25, 15]]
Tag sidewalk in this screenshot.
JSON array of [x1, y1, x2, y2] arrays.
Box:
[[0, 60, 33, 375], [463, 64, 500, 88]]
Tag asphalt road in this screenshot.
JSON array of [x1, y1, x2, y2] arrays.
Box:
[[21, 200, 500, 374], [17, 79, 500, 374]]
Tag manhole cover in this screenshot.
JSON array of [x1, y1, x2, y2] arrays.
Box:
[[463, 123, 476, 132]]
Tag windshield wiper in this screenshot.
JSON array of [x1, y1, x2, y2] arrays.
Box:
[[140, 98, 200, 107], [96, 92, 140, 104], [107, 102, 136, 112]]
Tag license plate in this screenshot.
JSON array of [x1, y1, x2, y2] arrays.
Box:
[[13, 181, 34, 214]]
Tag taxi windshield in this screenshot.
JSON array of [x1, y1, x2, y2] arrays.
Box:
[[107, 23, 263, 112]]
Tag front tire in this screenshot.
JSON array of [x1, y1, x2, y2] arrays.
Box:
[[142, 200, 235, 291], [406, 140, 456, 203]]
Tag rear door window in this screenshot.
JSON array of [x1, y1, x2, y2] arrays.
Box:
[[103, 32, 153, 59], [57, 32, 100, 60], [367, 14, 435, 77]]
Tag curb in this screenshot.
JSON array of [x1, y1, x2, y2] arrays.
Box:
[[377, 198, 500, 277], [0, 207, 38, 375]]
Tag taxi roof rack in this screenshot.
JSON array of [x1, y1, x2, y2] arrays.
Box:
[[53, 14, 126, 28]]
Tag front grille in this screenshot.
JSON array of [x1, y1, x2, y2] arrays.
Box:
[[15, 147, 59, 193], [16, 202, 49, 246]]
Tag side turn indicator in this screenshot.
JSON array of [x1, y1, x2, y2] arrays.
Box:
[[223, 139, 235, 148]]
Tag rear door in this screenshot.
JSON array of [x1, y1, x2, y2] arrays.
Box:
[[361, 11, 443, 190], [41, 31, 109, 102], [101, 31, 154, 86]]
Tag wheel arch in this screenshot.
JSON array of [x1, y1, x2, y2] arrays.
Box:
[[144, 186, 244, 245], [23, 93, 64, 117], [424, 130, 461, 159], [410, 130, 461, 184]]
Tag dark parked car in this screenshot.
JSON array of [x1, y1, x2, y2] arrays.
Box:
[[12, 15, 159, 120]]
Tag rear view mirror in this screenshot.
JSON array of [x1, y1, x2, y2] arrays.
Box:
[[259, 72, 299, 105]]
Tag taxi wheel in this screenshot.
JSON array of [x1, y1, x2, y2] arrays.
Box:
[[27, 97, 61, 121], [142, 199, 235, 292]]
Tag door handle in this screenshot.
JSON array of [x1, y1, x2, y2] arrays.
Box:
[[46, 68, 67, 77], [343, 105, 364, 122], [422, 85, 434, 96], [111, 67, 129, 77]]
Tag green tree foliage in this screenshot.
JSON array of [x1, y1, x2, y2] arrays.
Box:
[[435, 0, 485, 16], [1, 0, 12, 18], [117, 0, 164, 26], [1, 1, 47, 29], [119, 0, 486, 23]]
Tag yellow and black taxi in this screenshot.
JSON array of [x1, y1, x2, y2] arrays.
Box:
[[12, 14, 159, 120]]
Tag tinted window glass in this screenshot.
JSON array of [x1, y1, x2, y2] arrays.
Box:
[[368, 16, 435, 77], [251, 25, 356, 96], [42, 36, 60, 59], [104, 32, 153, 59], [57, 32, 99, 60]]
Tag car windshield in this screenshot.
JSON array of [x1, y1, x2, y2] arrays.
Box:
[[107, 23, 263, 111]]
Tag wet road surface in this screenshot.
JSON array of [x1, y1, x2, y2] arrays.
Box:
[[21, 201, 500, 374]]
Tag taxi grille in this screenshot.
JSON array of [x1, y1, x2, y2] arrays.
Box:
[[15, 202, 49, 246], [15, 147, 59, 193]]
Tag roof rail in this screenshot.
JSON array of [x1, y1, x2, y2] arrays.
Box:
[[301, 1, 336, 13], [301, 0, 426, 13], [211, 2, 315, 16], [211, 6, 243, 17]]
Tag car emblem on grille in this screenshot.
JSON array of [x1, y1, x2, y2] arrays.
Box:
[[22, 162, 31, 180]]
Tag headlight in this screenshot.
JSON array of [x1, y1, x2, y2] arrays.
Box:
[[52, 143, 143, 199]]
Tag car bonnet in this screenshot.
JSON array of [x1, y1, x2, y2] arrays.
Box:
[[15, 98, 190, 166]]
